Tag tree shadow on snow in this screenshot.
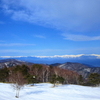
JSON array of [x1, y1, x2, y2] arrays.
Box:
[[21, 90, 44, 97], [27, 90, 44, 95], [25, 91, 44, 95]]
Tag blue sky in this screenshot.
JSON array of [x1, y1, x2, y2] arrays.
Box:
[[0, 0, 100, 56]]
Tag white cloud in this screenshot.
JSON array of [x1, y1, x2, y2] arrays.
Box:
[[62, 34, 100, 41], [0, 43, 35, 46], [1, 0, 100, 33]]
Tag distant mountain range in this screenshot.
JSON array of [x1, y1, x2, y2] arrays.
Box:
[[0, 54, 100, 67]]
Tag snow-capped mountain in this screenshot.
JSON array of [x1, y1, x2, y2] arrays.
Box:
[[0, 54, 100, 67]]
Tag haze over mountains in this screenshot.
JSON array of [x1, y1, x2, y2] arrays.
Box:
[[0, 54, 100, 67]]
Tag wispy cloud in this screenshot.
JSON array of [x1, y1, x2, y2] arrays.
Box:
[[0, 21, 5, 24], [0, 43, 35, 46], [0, 47, 100, 56], [1, 0, 100, 33], [62, 34, 100, 41], [11, 34, 26, 41], [0, 40, 5, 42], [34, 35, 46, 39]]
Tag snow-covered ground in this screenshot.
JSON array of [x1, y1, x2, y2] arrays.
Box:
[[0, 83, 100, 100]]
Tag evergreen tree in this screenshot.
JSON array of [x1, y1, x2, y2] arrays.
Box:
[[50, 74, 64, 87], [0, 67, 9, 82], [78, 75, 84, 85], [88, 73, 100, 86]]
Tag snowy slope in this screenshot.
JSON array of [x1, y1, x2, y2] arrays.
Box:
[[0, 83, 100, 100]]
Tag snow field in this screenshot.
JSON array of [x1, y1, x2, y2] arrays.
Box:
[[0, 83, 100, 100]]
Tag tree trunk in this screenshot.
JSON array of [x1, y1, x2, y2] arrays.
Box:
[[15, 88, 20, 98]]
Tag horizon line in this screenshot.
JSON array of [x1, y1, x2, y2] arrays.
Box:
[[0, 54, 100, 59]]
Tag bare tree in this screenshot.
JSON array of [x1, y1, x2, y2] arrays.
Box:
[[45, 66, 50, 82], [60, 69, 69, 84], [9, 71, 26, 98], [31, 64, 42, 82], [40, 64, 50, 82]]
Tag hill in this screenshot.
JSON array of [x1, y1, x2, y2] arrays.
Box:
[[0, 58, 100, 79], [0, 59, 33, 68], [58, 62, 100, 78]]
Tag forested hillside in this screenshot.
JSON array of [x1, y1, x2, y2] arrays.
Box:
[[0, 59, 100, 87]]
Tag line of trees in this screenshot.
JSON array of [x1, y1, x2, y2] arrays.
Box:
[[0, 64, 79, 85], [81, 73, 100, 86], [0, 64, 100, 87]]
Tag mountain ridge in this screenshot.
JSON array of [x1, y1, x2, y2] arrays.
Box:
[[57, 62, 100, 78], [0, 59, 33, 68], [0, 54, 100, 67]]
